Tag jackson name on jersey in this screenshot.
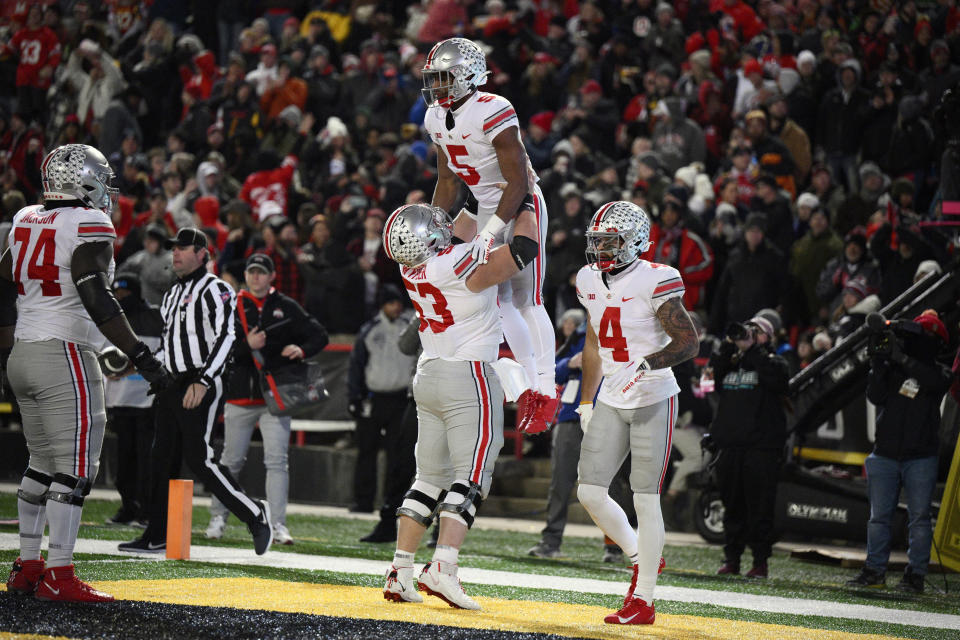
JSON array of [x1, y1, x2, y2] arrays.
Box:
[[424, 91, 525, 211], [8, 204, 116, 349], [576, 260, 684, 409], [401, 242, 500, 364]]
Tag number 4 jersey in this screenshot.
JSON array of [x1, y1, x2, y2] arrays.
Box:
[[576, 260, 683, 409], [8, 204, 116, 348], [401, 243, 500, 364], [423, 91, 520, 211]]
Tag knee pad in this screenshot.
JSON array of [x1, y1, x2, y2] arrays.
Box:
[[577, 483, 610, 512], [17, 468, 53, 504], [438, 480, 484, 528], [396, 480, 445, 527], [46, 473, 93, 507]]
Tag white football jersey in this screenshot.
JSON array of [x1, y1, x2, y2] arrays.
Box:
[[424, 91, 533, 211], [8, 204, 116, 348], [576, 260, 684, 409], [401, 243, 500, 364]]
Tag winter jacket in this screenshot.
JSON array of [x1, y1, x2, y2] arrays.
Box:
[[226, 288, 329, 404], [709, 239, 785, 334], [647, 224, 714, 310], [790, 228, 843, 320], [709, 341, 789, 449], [348, 310, 417, 400], [555, 331, 586, 423]]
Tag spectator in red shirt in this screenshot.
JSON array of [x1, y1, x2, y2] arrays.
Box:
[[4, 5, 61, 122]]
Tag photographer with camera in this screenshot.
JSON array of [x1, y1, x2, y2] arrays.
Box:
[[707, 315, 789, 578], [846, 310, 951, 593]]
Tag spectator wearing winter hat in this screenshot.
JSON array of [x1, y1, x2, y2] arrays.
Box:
[[834, 161, 887, 236], [733, 58, 778, 118], [558, 79, 619, 157], [817, 226, 881, 319], [525, 111, 558, 171], [828, 276, 881, 343], [745, 110, 797, 198], [651, 96, 707, 175], [303, 44, 341, 127], [809, 163, 846, 218], [749, 173, 794, 256], [646, 185, 714, 311], [885, 95, 936, 180], [709, 212, 786, 334], [646, 3, 686, 69], [816, 58, 871, 193], [246, 42, 279, 96], [790, 206, 842, 323], [920, 40, 960, 105], [788, 49, 820, 137], [793, 192, 820, 239]]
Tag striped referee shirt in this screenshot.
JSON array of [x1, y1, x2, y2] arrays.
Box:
[[159, 266, 235, 386]]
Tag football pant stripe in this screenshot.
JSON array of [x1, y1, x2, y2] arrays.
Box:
[[656, 395, 676, 494], [469, 362, 492, 486]]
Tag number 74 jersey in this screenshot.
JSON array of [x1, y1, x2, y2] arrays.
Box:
[[576, 260, 683, 409], [8, 204, 116, 348], [400, 243, 501, 365]]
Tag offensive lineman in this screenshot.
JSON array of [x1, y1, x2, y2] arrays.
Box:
[[1, 144, 170, 602], [380, 203, 539, 609], [575, 201, 699, 625], [422, 37, 557, 431]]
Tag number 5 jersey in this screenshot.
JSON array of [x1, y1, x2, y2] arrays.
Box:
[[8, 204, 116, 348], [576, 260, 684, 409], [400, 243, 500, 365], [423, 91, 521, 211]]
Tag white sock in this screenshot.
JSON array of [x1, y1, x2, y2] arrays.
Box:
[[500, 302, 536, 392], [577, 484, 638, 560], [432, 544, 459, 566], [18, 474, 49, 561], [519, 304, 557, 395], [632, 493, 665, 603], [393, 550, 415, 569], [45, 482, 83, 568]]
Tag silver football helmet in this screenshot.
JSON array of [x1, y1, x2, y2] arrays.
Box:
[[421, 38, 490, 108], [585, 201, 652, 272], [383, 204, 454, 267], [41, 144, 118, 214]]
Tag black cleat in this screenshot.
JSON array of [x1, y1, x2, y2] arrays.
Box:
[[249, 499, 273, 555]]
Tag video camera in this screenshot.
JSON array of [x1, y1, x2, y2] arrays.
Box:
[[865, 311, 924, 358], [726, 321, 756, 342]]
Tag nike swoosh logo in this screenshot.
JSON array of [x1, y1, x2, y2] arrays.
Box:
[[148, 542, 165, 549], [44, 583, 60, 595], [622, 296, 635, 302], [617, 613, 639, 623], [462, 133, 471, 139]]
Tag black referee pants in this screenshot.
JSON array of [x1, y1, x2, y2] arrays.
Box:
[[143, 375, 262, 543], [352, 390, 410, 511], [716, 447, 781, 567]]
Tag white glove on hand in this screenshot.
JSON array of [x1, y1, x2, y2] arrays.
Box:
[[576, 402, 594, 435], [620, 357, 650, 396], [471, 216, 506, 264]]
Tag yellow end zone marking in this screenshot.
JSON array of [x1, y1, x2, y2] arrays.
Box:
[[0, 633, 75, 640], [93, 578, 907, 640]]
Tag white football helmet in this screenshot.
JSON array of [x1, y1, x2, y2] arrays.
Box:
[[41, 144, 118, 214], [383, 204, 454, 267], [585, 201, 652, 272], [421, 38, 490, 108]]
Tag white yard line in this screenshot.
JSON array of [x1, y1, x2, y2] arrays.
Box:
[[0, 532, 955, 631]]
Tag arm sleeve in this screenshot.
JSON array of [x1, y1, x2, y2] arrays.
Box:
[[291, 300, 329, 357], [649, 266, 686, 313], [866, 359, 890, 406], [481, 97, 519, 142], [199, 282, 236, 386]]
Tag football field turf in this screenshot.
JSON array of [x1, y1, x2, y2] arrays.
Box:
[[1, 493, 958, 639]]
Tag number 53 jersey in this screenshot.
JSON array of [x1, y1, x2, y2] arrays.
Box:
[[400, 243, 500, 365], [576, 260, 683, 409], [8, 204, 116, 348]]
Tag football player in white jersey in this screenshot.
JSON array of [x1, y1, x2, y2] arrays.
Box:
[[0, 144, 170, 602], [379, 203, 539, 609], [421, 37, 557, 433], [574, 201, 699, 625]]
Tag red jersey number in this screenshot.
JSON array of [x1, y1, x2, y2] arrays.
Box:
[[13, 227, 61, 297], [445, 144, 481, 186], [403, 280, 455, 333], [598, 307, 629, 362]]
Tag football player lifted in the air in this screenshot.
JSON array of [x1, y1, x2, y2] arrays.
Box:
[[421, 37, 557, 433]]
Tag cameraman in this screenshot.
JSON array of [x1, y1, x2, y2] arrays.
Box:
[[707, 315, 789, 578], [847, 310, 951, 593]]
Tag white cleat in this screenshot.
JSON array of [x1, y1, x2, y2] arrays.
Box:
[[418, 561, 480, 610], [205, 514, 226, 539], [383, 565, 422, 603]]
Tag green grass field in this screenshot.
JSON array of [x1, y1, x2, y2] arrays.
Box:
[[2, 493, 959, 639]]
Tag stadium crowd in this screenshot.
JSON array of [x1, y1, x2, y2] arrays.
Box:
[[0, 0, 958, 353]]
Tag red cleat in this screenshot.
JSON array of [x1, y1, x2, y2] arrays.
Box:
[[7, 557, 44, 595], [533, 391, 561, 429], [604, 597, 656, 625], [35, 565, 114, 603], [516, 389, 538, 432]]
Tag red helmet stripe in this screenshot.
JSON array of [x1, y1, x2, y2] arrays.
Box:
[[425, 42, 442, 70], [383, 209, 401, 261], [590, 202, 616, 229]]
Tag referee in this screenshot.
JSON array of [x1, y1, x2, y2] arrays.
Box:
[[119, 228, 272, 554]]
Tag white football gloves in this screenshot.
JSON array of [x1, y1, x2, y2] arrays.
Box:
[[576, 402, 594, 435], [471, 216, 506, 264]]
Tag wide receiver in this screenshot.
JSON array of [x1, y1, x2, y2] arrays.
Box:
[[1, 144, 170, 602], [422, 37, 556, 431], [380, 203, 539, 609], [575, 201, 698, 625]]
